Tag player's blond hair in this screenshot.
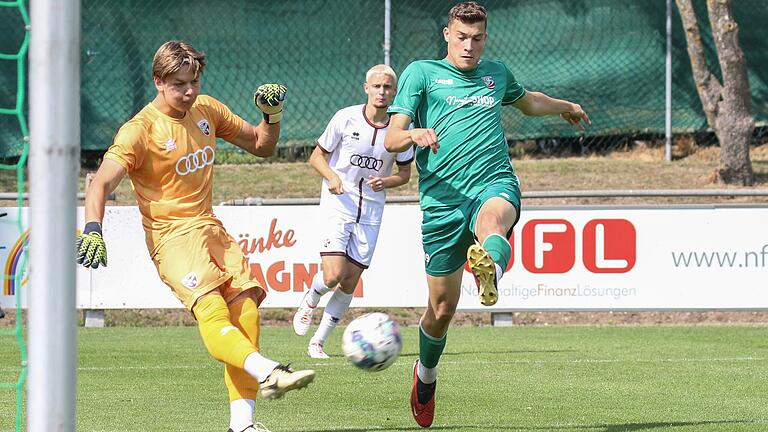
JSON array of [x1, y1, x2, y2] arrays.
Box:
[[152, 40, 206, 80], [365, 64, 397, 84], [448, 1, 487, 27]]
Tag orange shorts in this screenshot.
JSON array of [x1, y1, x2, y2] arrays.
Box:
[[152, 224, 265, 310]]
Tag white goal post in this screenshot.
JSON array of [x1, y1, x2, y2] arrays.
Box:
[[28, 0, 80, 430]]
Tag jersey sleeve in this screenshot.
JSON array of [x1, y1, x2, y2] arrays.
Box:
[[388, 62, 426, 120], [316, 110, 344, 153], [395, 144, 414, 165], [103, 121, 147, 172], [201, 95, 244, 142], [501, 63, 526, 105]]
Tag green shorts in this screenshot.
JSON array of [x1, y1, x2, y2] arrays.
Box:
[[421, 183, 521, 276]]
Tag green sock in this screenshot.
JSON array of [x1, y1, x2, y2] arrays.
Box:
[[482, 233, 511, 272], [419, 325, 447, 368]]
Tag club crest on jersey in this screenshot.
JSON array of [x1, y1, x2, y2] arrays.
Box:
[[482, 75, 495, 89], [197, 119, 211, 136]]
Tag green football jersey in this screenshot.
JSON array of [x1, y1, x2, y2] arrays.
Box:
[[388, 59, 525, 210]]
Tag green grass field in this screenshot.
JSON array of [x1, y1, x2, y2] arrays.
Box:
[[2, 325, 767, 431]]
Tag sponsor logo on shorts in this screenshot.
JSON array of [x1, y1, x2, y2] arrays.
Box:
[[181, 272, 198, 289], [350, 154, 383, 171], [175, 146, 215, 176], [424, 253, 430, 263], [500, 192, 510, 199]]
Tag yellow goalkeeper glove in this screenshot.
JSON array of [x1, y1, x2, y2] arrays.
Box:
[[76, 222, 107, 269], [254, 83, 287, 124]]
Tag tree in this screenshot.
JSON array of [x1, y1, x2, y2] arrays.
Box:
[[675, 0, 754, 185]]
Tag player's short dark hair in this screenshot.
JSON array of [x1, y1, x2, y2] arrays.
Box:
[[152, 40, 206, 80], [448, 2, 487, 26]]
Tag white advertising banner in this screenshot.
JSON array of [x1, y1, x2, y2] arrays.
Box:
[[0, 205, 766, 311]]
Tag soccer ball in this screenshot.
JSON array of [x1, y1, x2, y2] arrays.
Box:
[[342, 312, 402, 372]]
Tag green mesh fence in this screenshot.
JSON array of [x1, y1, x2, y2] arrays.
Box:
[[1, 0, 768, 158], [0, 1, 28, 431], [393, 0, 768, 152]]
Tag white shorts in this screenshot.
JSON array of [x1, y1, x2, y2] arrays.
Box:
[[319, 216, 381, 268]]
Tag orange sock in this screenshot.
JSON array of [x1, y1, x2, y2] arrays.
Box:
[[194, 293, 256, 369], [224, 295, 262, 401]]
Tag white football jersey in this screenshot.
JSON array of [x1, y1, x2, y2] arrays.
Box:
[[317, 104, 414, 224]]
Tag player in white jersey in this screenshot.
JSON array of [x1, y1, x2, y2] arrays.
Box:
[[293, 64, 414, 358]]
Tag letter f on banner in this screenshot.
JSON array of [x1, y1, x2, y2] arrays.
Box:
[[522, 220, 575, 273]]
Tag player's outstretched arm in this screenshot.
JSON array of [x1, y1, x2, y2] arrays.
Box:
[[231, 83, 287, 157], [512, 91, 591, 130], [384, 114, 439, 154], [309, 145, 343, 194], [77, 159, 126, 269]]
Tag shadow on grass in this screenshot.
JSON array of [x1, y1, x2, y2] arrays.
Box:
[[299, 419, 768, 432]]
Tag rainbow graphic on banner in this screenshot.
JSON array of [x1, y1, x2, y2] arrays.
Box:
[[3, 229, 29, 296]]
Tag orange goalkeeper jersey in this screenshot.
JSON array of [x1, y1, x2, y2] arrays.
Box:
[[104, 95, 244, 255]]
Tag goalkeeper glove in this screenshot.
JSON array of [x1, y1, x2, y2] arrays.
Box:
[[254, 83, 287, 124], [76, 221, 107, 269]]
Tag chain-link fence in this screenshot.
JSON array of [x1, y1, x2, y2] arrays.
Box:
[[392, 0, 768, 155], [1, 0, 767, 159]]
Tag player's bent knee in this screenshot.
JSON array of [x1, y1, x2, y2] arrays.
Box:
[[432, 297, 458, 321], [432, 306, 456, 327], [195, 295, 255, 366], [323, 272, 344, 288]]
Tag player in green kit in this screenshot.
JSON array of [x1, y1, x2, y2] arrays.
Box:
[[384, 2, 590, 427]]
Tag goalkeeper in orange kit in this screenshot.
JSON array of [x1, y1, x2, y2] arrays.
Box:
[[76, 40, 313, 432]]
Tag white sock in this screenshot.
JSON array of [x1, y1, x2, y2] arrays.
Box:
[[311, 289, 353, 343], [229, 398, 255, 432], [308, 272, 334, 307], [417, 361, 437, 384], [243, 352, 280, 383], [495, 263, 503, 284], [325, 289, 353, 317], [312, 313, 340, 345]]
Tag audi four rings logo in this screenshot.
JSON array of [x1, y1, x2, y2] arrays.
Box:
[[175, 146, 215, 176], [349, 154, 383, 171]]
